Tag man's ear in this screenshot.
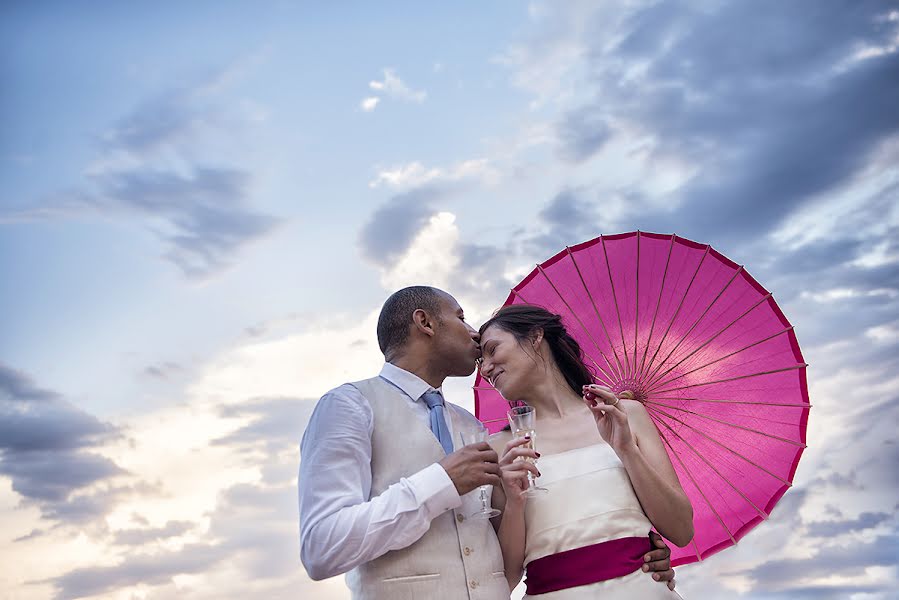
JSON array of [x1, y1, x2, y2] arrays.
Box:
[[412, 308, 437, 337]]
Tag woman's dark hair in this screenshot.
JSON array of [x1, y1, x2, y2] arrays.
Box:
[[479, 304, 595, 394]]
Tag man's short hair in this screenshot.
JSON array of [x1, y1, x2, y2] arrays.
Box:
[[377, 286, 445, 355]]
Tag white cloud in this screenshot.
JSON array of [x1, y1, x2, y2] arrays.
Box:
[[359, 96, 380, 112], [380, 212, 461, 291], [368, 159, 499, 189], [368, 68, 427, 103]]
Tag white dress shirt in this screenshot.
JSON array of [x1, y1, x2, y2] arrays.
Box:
[[298, 363, 463, 581]]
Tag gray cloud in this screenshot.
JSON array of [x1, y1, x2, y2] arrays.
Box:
[[806, 511, 892, 537], [1, 70, 282, 279], [555, 1, 899, 242], [113, 520, 194, 546], [144, 361, 184, 380], [357, 185, 450, 265], [743, 534, 898, 592], [0, 364, 124, 506], [47, 542, 225, 600], [216, 397, 312, 449], [87, 166, 281, 278]]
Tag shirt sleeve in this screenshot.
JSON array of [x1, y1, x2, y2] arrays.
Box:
[[298, 384, 462, 581]]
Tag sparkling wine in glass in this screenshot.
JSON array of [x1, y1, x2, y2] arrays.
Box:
[[507, 405, 548, 495], [459, 424, 502, 519]]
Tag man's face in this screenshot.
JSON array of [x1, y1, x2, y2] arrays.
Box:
[[432, 293, 481, 377]]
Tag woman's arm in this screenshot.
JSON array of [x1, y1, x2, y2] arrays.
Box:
[[617, 400, 694, 547], [492, 434, 539, 590], [583, 385, 694, 547]]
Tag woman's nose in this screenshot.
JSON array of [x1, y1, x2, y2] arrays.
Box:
[[478, 359, 491, 377]]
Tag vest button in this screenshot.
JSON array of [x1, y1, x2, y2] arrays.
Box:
[[456, 513, 464, 523], [463, 546, 472, 556], [469, 579, 478, 589]]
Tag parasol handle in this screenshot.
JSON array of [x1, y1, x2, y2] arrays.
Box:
[[618, 390, 635, 400]]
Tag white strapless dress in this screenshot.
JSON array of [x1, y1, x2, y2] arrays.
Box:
[[522, 443, 684, 599]]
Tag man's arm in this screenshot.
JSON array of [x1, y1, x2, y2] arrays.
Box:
[[298, 386, 461, 581]]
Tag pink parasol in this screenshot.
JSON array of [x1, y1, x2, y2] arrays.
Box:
[[474, 231, 809, 566]]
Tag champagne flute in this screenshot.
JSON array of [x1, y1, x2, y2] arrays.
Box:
[[507, 405, 548, 495], [459, 424, 502, 519]]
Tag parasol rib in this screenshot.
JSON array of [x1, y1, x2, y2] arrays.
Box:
[[648, 405, 770, 521], [641, 246, 711, 385], [643, 265, 745, 386], [652, 363, 807, 396], [512, 285, 615, 386], [638, 234, 676, 378], [650, 395, 810, 408], [534, 263, 619, 385], [644, 293, 776, 391], [645, 403, 797, 485], [654, 419, 737, 552], [644, 397, 807, 447], [601, 235, 632, 378], [567, 246, 627, 381], [634, 231, 641, 376], [648, 325, 792, 393]]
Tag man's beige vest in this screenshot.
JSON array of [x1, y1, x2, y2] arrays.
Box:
[[345, 377, 510, 600]]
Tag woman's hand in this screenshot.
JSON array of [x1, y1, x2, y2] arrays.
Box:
[[498, 436, 539, 508], [582, 384, 637, 454]]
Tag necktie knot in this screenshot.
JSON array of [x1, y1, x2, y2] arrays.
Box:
[[421, 389, 444, 409]]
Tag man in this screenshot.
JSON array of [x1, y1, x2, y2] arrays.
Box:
[[299, 286, 676, 599]]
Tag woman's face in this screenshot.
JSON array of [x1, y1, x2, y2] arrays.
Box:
[[478, 324, 540, 401]]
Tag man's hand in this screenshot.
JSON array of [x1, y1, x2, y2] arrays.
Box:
[[643, 531, 676, 590], [439, 442, 502, 496]]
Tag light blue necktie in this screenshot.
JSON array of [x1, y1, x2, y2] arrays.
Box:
[[421, 390, 454, 455]]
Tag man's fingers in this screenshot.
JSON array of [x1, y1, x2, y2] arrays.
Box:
[[652, 568, 675, 582], [644, 559, 671, 573], [479, 449, 499, 464], [644, 547, 671, 562]]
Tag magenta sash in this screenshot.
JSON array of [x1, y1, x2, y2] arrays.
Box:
[[524, 536, 652, 595]]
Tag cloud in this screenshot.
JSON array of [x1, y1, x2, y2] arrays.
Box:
[[0, 364, 124, 506], [368, 68, 427, 102], [1, 63, 282, 279], [360, 96, 380, 112], [46, 542, 226, 600], [806, 512, 892, 538], [144, 361, 185, 380], [358, 185, 455, 266], [368, 159, 498, 190], [554, 1, 899, 242], [113, 520, 194, 546]]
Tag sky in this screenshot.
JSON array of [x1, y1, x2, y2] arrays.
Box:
[[1, 1, 898, 598]]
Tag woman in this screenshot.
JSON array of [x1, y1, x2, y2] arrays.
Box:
[[479, 305, 692, 598]]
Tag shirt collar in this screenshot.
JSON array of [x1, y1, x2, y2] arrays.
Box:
[[380, 362, 442, 402]]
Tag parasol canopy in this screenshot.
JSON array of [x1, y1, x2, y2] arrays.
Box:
[[474, 231, 810, 566]]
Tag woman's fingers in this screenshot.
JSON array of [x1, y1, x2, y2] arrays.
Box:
[[502, 435, 533, 454], [584, 398, 626, 420], [502, 460, 540, 477], [583, 385, 620, 404], [500, 437, 539, 464]]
